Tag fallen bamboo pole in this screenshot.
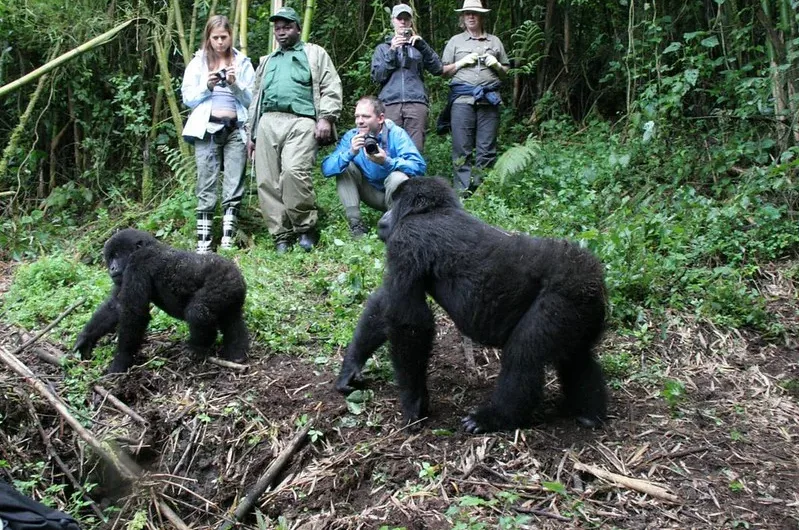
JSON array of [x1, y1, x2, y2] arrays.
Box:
[[218, 421, 312, 530], [0, 19, 137, 99]]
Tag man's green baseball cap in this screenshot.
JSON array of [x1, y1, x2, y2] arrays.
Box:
[[269, 7, 302, 28]]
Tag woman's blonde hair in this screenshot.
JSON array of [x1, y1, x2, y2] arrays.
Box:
[[203, 15, 233, 70]]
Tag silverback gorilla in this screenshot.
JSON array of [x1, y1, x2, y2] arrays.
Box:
[[74, 229, 248, 373], [335, 178, 608, 433]]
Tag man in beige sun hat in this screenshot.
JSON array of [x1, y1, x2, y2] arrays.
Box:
[[440, 0, 510, 195]]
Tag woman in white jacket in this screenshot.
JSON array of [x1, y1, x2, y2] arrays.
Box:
[[182, 15, 255, 253]]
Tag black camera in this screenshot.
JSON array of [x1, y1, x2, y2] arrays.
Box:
[[402, 28, 413, 38], [363, 133, 380, 155], [477, 55, 486, 66], [216, 68, 228, 88]]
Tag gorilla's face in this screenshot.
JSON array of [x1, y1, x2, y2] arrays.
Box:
[[103, 229, 157, 286], [377, 209, 395, 242]]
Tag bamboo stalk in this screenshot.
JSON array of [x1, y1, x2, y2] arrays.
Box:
[[172, 0, 190, 63], [142, 88, 163, 202], [154, 30, 190, 158], [189, 0, 200, 53], [301, 0, 316, 43], [231, 0, 240, 46], [0, 19, 135, 99], [239, 0, 248, 56]]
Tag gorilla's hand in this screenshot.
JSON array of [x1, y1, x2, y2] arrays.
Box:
[[334, 359, 364, 394], [73, 333, 95, 357]]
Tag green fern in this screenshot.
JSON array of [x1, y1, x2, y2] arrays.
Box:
[[509, 20, 544, 75], [157, 144, 195, 186], [493, 139, 540, 186]]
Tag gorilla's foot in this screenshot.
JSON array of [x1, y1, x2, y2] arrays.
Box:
[[106, 355, 136, 374], [462, 406, 518, 434], [220, 348, 247, 364], [334, 361, 364, 394], [400, 390, 429, 425], [575, 414, 605, 429], [188, 343, 213, 359]]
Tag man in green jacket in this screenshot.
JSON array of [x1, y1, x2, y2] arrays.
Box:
[[247, 7, 343, 252]]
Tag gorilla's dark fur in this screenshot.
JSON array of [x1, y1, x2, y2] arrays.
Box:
[[335, 178, 608, 433], [74, 229, 249, 373]]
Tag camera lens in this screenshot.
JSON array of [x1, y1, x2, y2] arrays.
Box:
[[363, 133, 379, 155]]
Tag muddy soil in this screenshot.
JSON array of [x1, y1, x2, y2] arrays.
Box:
[[1, 262, 797, 529]]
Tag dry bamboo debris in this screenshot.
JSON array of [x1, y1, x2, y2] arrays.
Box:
[[0, 345, 137, 480], [573, 461, 681, 504], [218, 421, 313, 530], [207, 355, 248, 372], [0, 307, 198, 529]]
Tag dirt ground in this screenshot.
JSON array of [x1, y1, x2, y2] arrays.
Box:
[[1, 261, 798, 529]]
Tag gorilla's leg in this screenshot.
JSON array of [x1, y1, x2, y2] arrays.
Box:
[[335, 289, 389, 393], [184, 299, 219, 357], [74, 291, 121, 356], [387, 297, 435, 425], [219, 312, 249, 363], [463, 292, 567, 433], [557, 350, 607, 428]]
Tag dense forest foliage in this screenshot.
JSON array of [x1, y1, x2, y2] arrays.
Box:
[[1, 0, 797, 233], [0, 1, 797, 528]]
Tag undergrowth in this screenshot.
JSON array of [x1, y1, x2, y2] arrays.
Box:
[[3, 120, 797, 363], [1, 117, 797, 529]]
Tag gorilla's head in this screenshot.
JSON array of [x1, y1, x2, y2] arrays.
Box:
[[103, 229, 158, 285], [377, 178, 461, 242]]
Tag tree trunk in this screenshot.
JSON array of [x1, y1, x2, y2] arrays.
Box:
[[536, 0, 556, 100], [47, 120, 71, 196], [759, 0, 789, 150], [142, 89, 163, 203]]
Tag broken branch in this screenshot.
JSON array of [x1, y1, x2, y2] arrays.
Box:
[[573, 461, 681, 504]]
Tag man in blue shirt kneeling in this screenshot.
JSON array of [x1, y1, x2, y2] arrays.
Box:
[[322, 95, 426, 238]]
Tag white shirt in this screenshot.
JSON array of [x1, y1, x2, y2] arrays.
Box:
[[181, 48, 255, 140]]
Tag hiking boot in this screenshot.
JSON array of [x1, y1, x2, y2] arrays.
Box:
[[220, 206, 238, 250], [196, 211, 213, 254], [298, 230, 318, 251], [349, 219, 367, 239], [275, 241, 291, 254]]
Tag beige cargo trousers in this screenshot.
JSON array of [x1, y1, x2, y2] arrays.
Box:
[[254, 111, 319, 243]]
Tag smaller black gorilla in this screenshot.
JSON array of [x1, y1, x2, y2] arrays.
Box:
[[74, 229, 249, 373], [335, 178, 608, 433]]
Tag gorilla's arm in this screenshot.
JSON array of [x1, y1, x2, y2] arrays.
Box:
[[74, 286, 121, 356], [384, 273, 435, 424], [335, 288, 389, 394]]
